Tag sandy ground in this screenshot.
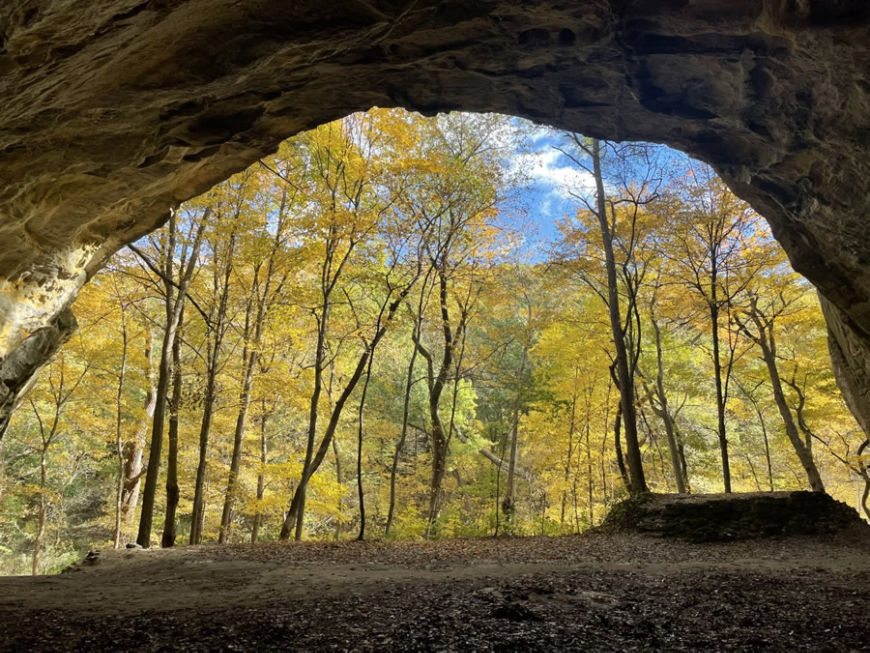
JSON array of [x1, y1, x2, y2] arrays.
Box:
[[1, 530, 869, 651]]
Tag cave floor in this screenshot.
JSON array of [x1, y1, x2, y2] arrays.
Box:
[[1, 530, 869, 651]]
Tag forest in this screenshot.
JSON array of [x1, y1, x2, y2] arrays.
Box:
[[1, 109, 868, 575]]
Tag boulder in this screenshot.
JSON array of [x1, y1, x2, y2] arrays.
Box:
[[599, 491, 868, 542]]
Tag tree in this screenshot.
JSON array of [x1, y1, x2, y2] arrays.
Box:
[[278, 113, 425, 540], [401, 113, 511, 535], [135, 207, 207, 548], [734, 378, 775, 492], [215, 164, 293, 544], [555, 137, 666, 495], [474, 264, 552, 526], [5, 111, 869, 566], [384, 273, 430, 538], [187, 189, 240, 546], [26, 356, 89, 574], [641, 273, 690, 494], [660, 168, 768, 492], [734, 290, 825, 492], [161, 305, 184, 547]]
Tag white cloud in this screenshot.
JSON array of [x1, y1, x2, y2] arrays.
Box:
[[512, 147, 596, 200], [538, 196, 554, 219], [514, 119, 558, 146]]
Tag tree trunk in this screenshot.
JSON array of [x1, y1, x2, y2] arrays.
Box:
[[762, 359, 825, 492], [856, 440, 869, 520], [502, 345, 528, 521], [285, 300, 330, 542], [759, 405, 774, 492], [219, 257, 267, 544], [136, 210, 206, 548], [650, 315, 688, 494], [218, 380, 255, 543], [710, 301, 732, 493], [332, 434, 344, 540], [501, 413, 520, 519], [612, 402, 630, 492], [136, 306, 174, 548], [755, 322, 825, 492], [119, 335, 156, 543], [280, 344, 373, 539], [120, 439, 144, 538], [424, 390, 449, 537], [678, 443, 691, 493], [585, 417, 594, 527], [190, 235, 237, 545], [188, 372, 217, 544], [590, 138, 647, 495], [738, 380, 774, 492], [251, 399, 269, 543], [355, 357, 375, 541], [744, 453, 762, 491], [560, 392, 577, 525], [385, 327, 420, 538], [415, 266, 464, 539], [112, 319, 129, 549], [32, 445, 48, 575], [161, 313, 184, 548], [279, 286, 410, 541], [218, 338, 258, 543]]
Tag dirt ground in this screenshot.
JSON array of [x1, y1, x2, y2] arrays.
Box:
[[1, 529, 869, 651]]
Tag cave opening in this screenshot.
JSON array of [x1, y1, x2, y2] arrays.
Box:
[[1, 1, 870, 570], [3, 106, 867, 574], [4, 5, 870, 649]]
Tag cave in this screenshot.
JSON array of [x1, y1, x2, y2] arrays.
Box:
[[2, 0, 870, 441]]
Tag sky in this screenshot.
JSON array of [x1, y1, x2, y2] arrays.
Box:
[[502, 120, 593, 250], [159, 109, 708, 263], [508, 124, 594, 244], [499, 117, 700, 259]]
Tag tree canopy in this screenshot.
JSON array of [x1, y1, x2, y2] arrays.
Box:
[[1, 109, 867, 575]]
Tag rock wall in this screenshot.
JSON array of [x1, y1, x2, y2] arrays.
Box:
[[1, 0, 870, 433]]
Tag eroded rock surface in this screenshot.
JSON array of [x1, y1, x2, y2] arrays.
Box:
[[2, 0, 870, 431], [599, 491, 868, 541]]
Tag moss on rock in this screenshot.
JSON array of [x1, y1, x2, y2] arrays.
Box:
[[598, 491, 867, 542]]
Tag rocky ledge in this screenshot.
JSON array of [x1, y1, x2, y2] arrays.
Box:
[[599, 491, 868, 542]]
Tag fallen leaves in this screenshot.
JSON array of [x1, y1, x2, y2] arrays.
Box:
[[3, 530, 870, 651]]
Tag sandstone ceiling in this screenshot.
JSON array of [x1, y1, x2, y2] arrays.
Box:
[[2, 0, 870, 434]]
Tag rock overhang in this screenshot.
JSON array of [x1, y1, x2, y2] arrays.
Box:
[[1, 0, 869, 432]]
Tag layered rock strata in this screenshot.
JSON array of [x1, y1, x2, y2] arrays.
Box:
[[1, 0, 869, 433]]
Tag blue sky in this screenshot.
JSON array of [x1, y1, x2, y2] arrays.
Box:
[[504, 121, 593, 248], [501, 118, 699, 258]]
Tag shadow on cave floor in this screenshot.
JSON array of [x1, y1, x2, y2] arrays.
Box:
[[1, 513, 869, 651]]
